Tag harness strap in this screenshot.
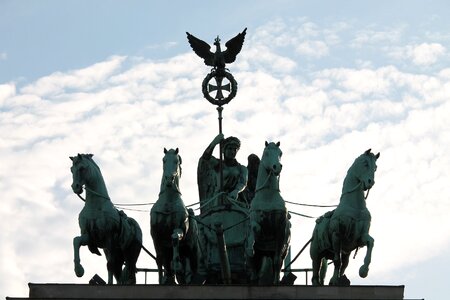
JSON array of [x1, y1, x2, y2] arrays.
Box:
[[341, 181, 371, 200], [255, 171, 280, 193], [84, 185, 111, 200]]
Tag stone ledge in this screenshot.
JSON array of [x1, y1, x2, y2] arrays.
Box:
[[25, 283, 404, 300]]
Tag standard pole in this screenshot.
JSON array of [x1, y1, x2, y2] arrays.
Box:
[[217, 106, 224, 205], [215, 222, 231, 284]]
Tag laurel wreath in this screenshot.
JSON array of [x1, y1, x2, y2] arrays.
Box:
[[202, 70, 238, 106]]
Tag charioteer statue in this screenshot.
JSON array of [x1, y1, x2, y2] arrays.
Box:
[[198, 133, 248, 211]]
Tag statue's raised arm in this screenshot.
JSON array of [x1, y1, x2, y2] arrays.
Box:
[[197, 134, 248, 213]]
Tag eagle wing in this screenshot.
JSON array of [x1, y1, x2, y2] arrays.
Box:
[[223, 28, 247, 64], [186, 32, 215, 67]]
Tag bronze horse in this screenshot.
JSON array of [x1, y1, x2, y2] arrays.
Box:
[[70, 154, 142, 284], [310, 149, 380, 285], [150, 148, 200, 284], [246, 142, 291, 284]]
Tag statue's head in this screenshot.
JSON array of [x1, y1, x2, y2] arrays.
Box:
[[348, 149, 380, 191], [162, 148, 182, 187], [222, 136, 241, 159], [261, 141, 283, 176], [223, 136, 241, 149], [222, 136, 241, 160], [69, 153, 95, 195]]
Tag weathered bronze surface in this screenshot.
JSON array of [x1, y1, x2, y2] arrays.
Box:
[[246, 142, 291, 284], [186, 28, 246, 72], [150, 148, 201, 285], [70, 154, 142, 284], [65, 30, 384, 288], [197, 133, 248, 212], [187, 29, 246, 106], [310, 149, 380, 286]]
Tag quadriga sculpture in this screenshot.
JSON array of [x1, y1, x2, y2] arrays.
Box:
[[246, 141, 291, 284], [310, 149, 380, 286], [70, 154, 142, 284], [150, 148, 200, 284]]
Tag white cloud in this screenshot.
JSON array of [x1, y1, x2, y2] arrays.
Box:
[[2, 18, 450, 299], [0, 52, 7, 60], [145, 41, 178, 50], [351, 26, 404, 48], [20, 56, 126, 96], [409, 43, 446, 66], [0, 83, 16, 105], [388, 43, 446, 66], [296, 40, 329, 58]]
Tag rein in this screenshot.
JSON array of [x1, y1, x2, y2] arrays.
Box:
[[341, 181, 371, 200], [75, 185, 111, 202], [255, 170, 280, 193]]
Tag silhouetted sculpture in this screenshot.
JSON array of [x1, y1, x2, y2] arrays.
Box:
[[242, 154, 260, 205], [198, 133, 248, 212], [70, 154, 142, 284], [246, 142, 291, 285], [310, 149, 380, 286], [186, 28, 247, 73], [187, 29, 246, 105], [151, 148, 201, 284]]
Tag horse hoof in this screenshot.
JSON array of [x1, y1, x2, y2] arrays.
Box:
[[359, 265, 369, 278], [75, 264, 85, 277], [162, 276, 176, 285], [311, 279, 321, 286]]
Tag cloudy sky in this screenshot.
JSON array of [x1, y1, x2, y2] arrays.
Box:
[[1, 1, 449, 299]]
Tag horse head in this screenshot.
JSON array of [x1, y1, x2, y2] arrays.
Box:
[[347, 149, 380, 191], [262, 141, 283, 176], [162, 148, 182, 189], [70, 153, 95, 195]]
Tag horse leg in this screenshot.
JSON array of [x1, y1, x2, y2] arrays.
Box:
[[180, 256, 191, 284], [311, 256, 328, 286], [152, 240, 163, 284], [329, 231, 342, 285], [340, 252, 350, 277], [115, 253, 125, 285], [156, 256, 163, 284], [172, 229, 184, 283], [309, 232, 323, 286], [155, 244, 174, 285], [272, 251, 279, 284], [272, 222, 285, 284], [73, 234, 90, 277], [338, 252, 351, 285], [319, 257, 328, 285], [310, 251, 321, 286], [103, 248, 114, 284], [359, 233, 374, 278], [124, 240, 141, 284], [246, 211, 261, 257], [123, 219, 142, 284], [162, 248, 175, 285], [246, 228, 259, 282], [258, 255, 273, 285]]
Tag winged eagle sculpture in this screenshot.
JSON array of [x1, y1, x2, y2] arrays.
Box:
[[186, 28, 247, 72]]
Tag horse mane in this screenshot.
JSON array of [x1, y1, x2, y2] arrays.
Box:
[[75, 153, 102, 179], [347, 151, 377, 175], [84, 154, 101, 171]]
